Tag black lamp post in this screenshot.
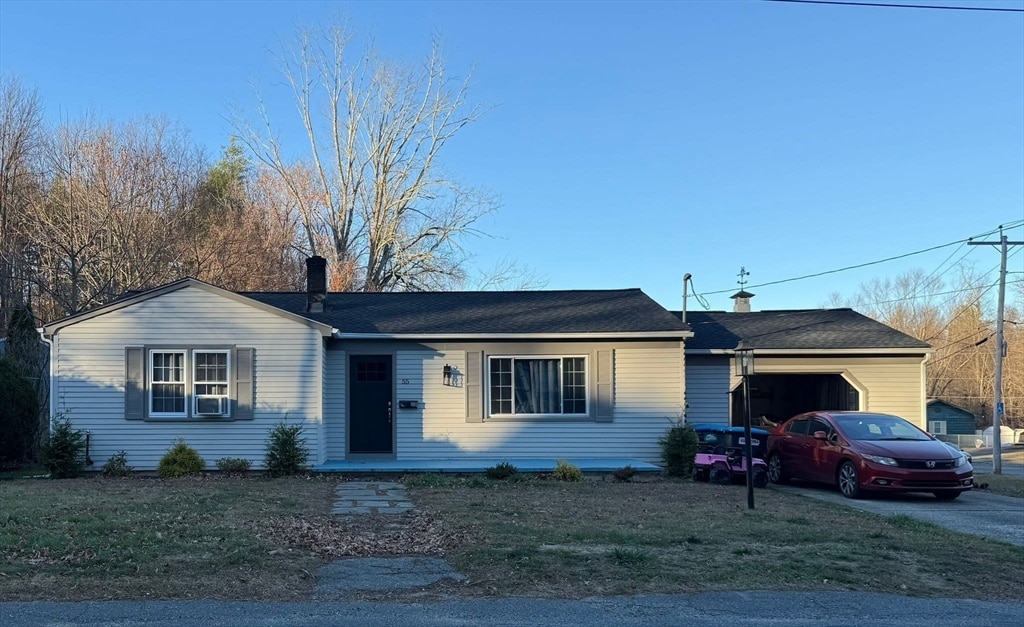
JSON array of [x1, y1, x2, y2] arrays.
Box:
[[735, 340, 755, 510]]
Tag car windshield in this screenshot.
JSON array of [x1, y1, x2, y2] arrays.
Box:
[[833, 415, 931, 442]]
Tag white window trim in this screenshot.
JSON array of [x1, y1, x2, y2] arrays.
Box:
[[929, 420, 947, 436], [146, 348, 233, 420], [193, 349, 231, 417], [486, 354, 589, 419], [148, 349, 187, 418]]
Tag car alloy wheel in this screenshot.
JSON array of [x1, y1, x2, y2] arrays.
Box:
[[837, 461, 862, 499], [767, 454, 788, 484]]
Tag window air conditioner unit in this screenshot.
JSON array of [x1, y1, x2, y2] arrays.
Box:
[[195, 396, 227, 416]]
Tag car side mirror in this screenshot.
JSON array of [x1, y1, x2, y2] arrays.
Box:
[[813, 431, 827, 440]]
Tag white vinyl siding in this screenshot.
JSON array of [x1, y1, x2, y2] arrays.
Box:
[[366, 344, 683, 463], [684, 355, 730, 424], [52, 285, 324, 470], [323, 347, 347, 460], [726, 355, 927, 428]]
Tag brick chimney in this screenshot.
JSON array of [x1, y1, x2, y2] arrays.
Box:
[[306, 256, 327, 313], [731, 290, 754, 313]]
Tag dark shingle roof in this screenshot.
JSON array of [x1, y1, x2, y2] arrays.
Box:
[[244, 289, 687, 335], [673, 309, 930, 351]]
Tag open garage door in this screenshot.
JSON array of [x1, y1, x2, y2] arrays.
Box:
[[731, 374, 859, 428]]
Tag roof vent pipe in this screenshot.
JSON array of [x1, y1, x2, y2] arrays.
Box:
[[306, 256, 327, 313]]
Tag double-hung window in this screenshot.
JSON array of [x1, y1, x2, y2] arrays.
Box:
[[193, 351, 230, 416], [145, 349, 231, 419], [150, 351, 186, 416], [488, 356, 588, 417]]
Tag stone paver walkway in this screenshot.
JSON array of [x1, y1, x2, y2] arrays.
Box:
[[332, 481, 414, 515]]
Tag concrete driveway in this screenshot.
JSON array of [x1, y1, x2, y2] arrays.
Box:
[[771, 482, 1024, 546]]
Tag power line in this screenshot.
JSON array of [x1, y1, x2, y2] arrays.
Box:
[[764, 0, 1024, 12], [698, 221, 1024, 298]]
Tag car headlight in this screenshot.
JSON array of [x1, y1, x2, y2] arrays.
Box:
[[864, 455, 898, 466], [954, 454, 968, 468]]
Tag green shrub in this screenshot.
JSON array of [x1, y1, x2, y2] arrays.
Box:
[[485, 461, 518, 480], [40, 416, 85, 478], [101, 451, 133, 477], [553, 459, 583, 482], [264, 422, 309, 476], [0, 358, 40, 465], [157, 439, 206, 478], [216, 457, 252, 475], [659, 422, 698, 477], [613, 465, 637, 482]]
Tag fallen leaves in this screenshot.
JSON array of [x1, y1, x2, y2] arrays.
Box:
[[254, 512, 471, 559]]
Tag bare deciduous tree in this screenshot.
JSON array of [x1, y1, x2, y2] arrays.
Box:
[[0, 75, 43, 332], [235, 24, 498, 292], [23, 116, 204, 319], [830, 264, 1024, 428]]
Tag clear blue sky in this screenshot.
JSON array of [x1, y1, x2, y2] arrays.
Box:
[[1, 0, 1022, 312]]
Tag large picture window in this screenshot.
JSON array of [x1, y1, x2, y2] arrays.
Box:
[[488, 356, 588, 417]]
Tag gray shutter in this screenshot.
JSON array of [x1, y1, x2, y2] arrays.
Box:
[[234, 347, 254, 420], [596, 349, 613, 422], [125, 347, 145, 420], [465, 351, 483, 423]]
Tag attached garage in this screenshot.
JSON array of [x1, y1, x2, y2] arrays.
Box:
[[677, 305, 932, 430]]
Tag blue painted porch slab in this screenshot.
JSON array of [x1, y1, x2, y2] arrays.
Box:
[[313, 458, 662, 473]]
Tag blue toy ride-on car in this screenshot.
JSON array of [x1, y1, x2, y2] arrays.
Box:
[[690, 423, 770, 487]]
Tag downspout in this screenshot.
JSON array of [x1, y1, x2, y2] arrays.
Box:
[[37, 329, 56, 431]]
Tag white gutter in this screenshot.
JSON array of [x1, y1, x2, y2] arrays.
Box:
[[37, 329, 56, 429], [686, 347, 933, 356], [332, 331, 694, 340]]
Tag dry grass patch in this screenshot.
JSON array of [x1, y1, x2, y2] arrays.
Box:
[[0, 475, 338, 601], [974, 473, 1024, 499], [407, 476, 1024, 601]]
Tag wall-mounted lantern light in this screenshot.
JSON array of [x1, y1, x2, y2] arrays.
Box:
[[443, 364, 452, 386]]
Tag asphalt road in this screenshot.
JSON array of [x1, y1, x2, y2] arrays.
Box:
[[3, 592, 1024, 627], [771, 481, 1024, 546]]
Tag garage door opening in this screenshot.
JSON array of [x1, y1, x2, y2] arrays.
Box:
[[731, 374, 859, 428]]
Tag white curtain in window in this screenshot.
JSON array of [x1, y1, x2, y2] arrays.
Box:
[[514, 359, 561, 414]]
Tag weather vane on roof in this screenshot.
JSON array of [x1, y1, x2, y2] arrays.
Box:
[[737, 267, 750, 290]]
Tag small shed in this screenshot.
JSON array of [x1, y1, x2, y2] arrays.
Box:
[[926, 399, 977, 436]]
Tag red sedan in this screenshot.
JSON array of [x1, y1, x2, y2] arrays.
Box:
[[766, 411, 973, 500]]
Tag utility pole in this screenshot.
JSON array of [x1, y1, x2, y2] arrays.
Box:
[[968, 227, 1024, 474]]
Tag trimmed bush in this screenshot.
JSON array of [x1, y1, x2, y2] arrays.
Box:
[[0, 358, 40, 465], [660, 422, 699, 477], [101, 451, 133, 477], [216, 457, 252, 475], [553, 459, 583, 482], [157, 439, 206, 478], [485, 461, 518, 480], [264, 422, 309, 476], [40, 416, 85, 478], [613, 465, 637, 483]]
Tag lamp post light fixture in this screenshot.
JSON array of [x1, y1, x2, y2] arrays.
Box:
[[734, 340, 756, 510]]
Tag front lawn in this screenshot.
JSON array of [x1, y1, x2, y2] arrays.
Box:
[[1, 474, 1022, 602], [406, 475, 1024, 601]]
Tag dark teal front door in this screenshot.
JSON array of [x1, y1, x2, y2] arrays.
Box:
[[349, 355, 393, 454]]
